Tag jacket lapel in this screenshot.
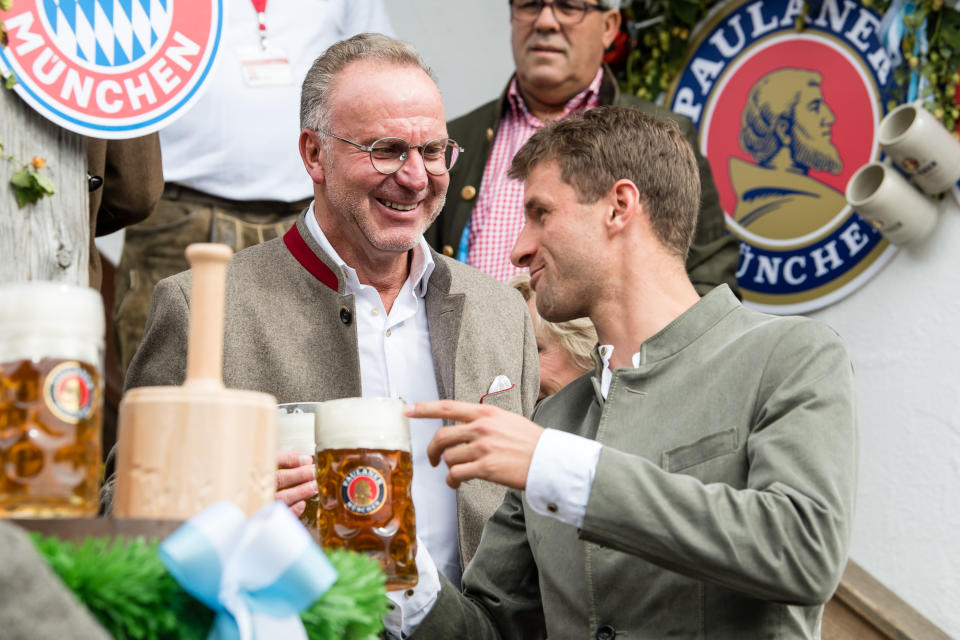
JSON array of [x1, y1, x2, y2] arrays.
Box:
[[424, 253, 464, 404], [425, 254, 494, 570]]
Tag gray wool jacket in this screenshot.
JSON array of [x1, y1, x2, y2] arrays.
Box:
[[122, 213, 539, 567]]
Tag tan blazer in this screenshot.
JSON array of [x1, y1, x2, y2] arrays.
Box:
[[124, 214, 539, 566]]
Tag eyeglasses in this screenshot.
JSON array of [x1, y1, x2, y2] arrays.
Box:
[[317, 130, 463, 176], [510, 0, 608, 25]]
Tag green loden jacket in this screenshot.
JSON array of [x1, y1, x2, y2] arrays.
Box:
[[425, 66, 741, 297], [412, 285, 858, 639]]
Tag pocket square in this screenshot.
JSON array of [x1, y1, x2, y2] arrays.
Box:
[[487, 375, 513, 394]]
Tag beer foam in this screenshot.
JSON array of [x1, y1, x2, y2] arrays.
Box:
[[315, 397, 410, 451], [0, 282, 104, 365], [277, 403, 318, 455]]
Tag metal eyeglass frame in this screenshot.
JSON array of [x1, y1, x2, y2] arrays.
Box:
[[509, 0, 609, 25], [316, 129, 463, 176]]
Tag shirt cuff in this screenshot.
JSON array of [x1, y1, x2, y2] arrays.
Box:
[[526, 428, 602, 528], [383, 537, 442, 638]]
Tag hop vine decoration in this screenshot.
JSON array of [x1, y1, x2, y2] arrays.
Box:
[[3, 0, 57, 206], [1, 0, 12, 57], [622, 0, 697, 101], [31, 533, 389, 640], [4, 152, 57, 207], [621, 0, 960, 133], [872, 0, 960, 131]]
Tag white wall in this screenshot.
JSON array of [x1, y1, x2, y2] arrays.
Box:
[[388, 1, 960, 636], [388, 1, 515, 119], [809, 197, 960, 636]]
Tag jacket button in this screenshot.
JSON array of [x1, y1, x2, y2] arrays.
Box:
[[442, 245, 454, 257], [596, 625, 616, 640], [461, 185, 477, 201], [339, 306, 352, 325], [546, 502, 558, 513], [485, 127, 494, 141]]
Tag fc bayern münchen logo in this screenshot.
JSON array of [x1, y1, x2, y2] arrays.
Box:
[[668, 0, 897, 313], [0, 0, 222, 138]]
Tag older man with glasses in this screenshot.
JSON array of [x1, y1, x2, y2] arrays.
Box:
[[426, 0, 739, 296], [120, 34, 539, 589]]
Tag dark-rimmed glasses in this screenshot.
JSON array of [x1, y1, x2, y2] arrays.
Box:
[[510, 0, 609, 25], [317, 130, 463, 176]]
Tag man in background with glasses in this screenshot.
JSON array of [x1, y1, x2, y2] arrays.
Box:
[[121, 34, 539, 593], [426, 0, 740, 296]]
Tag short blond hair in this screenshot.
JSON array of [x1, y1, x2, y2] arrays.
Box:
[[510, 274, 597, 373]]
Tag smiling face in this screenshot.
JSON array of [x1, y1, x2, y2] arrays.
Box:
[[511, 159, 604, 323], [510, 2, 620, 105], [312, 60, 449, 265]]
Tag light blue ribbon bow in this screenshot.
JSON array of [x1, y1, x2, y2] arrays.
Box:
[[878, 0, 928, 102], [159, 501, 337, 640]]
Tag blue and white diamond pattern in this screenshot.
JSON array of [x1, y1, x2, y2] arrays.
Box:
[[41, 0, 171, 68]]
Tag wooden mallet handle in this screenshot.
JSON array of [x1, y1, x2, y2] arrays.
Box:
[[184, 243, 233, 389]]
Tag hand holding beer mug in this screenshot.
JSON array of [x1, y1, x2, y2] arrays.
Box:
[[315, 397, 417, 589], [277, 402, 320, 528], [0, 283, 104, 517]]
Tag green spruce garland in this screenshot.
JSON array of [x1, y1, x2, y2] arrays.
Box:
[[31, 533, 389, 640]]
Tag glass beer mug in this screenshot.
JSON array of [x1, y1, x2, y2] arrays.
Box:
[[315, 397, 417, 589], [0, 282, 105, 517], [277, 402, 320, 528]]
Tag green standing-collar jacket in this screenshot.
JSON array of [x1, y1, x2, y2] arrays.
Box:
[[412, 285, 857, 639], [425, 66, 741, 297]]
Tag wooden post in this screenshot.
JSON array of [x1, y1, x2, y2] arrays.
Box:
[[0, 86, 88, 286]]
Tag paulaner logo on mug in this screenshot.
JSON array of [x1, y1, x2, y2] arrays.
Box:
[[879, 104, 960, 195]]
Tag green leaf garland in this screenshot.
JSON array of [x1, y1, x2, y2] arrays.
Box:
[[31, 533, 389, 640]]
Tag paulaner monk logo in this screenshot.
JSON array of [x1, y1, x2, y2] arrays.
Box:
[[0, 0, 223, 138], [733, 69, 846, 238], [668, 0, 897, 313]]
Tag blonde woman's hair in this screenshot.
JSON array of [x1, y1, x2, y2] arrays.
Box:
[[510, 274, 598, 374]]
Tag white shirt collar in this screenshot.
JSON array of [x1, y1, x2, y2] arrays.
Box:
[[598, 345, 641, 400], [304, 202, 435, 297]]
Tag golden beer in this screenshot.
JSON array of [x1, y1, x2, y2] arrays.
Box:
[[0, 283, 105, 517], [0, 359, 102, 516], [315, 398, 417, 589]]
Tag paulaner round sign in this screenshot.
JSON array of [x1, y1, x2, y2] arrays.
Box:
[[0, 0, 222, 139], [668, 0, 897, 313]]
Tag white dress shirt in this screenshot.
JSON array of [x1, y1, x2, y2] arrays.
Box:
[[305, 209, 461, 588]]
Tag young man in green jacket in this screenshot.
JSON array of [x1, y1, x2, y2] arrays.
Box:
[[392, 106, 857, 639]]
